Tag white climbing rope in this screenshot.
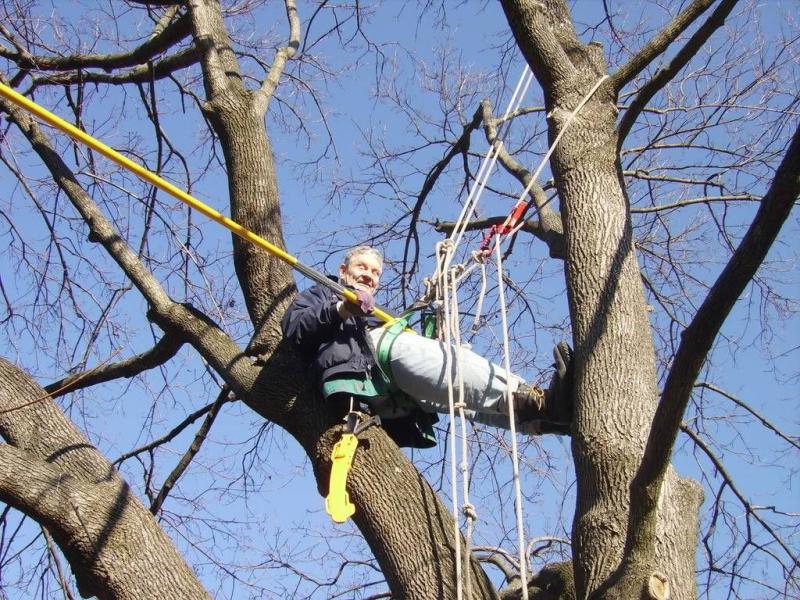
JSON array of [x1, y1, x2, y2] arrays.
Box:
[[493, 234, 529, 599], [432, 69, 608, 600], [434, 65, 533, 600], [469, 253, 489, 334], [435, 240, 463, 597], [447, 66, 534, 255], [489, 75, 611, 254]]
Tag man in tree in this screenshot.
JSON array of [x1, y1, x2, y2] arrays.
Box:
[[281, 245, 574, 447]]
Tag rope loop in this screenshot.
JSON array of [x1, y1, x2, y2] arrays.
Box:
[[449, 263, 465, 279]]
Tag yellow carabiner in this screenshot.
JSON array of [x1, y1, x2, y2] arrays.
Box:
[[325, 433, 359, 523]]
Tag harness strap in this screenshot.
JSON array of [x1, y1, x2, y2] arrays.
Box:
[[375, 317, 409, 383]]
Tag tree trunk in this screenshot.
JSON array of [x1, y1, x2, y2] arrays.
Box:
[[186, 2, 499, 597], [0, 358, 210, 600], [309, 423, 498, 599], [188, 0, 296, 357], [499, 1, 703, 597]]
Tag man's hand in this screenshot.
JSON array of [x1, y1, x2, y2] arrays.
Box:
[[336, 289, 375, 319]]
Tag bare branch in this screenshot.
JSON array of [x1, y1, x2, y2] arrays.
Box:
[[113, 395, 232, 467], [616, 0, 740, 146], [150, 388, 228, 515], [0, 11, 192, 73], [630, 194, 761, 214], [402, 105, 485, 284], [0, 87, 173, 311], [477, 99, 565, 257], [681, 424, 798, 566], [44, 333, 184, 397], [42, 527, 78, 600], [695, 381, 800, 450], [620, 123, 800, 579], [434, 214, 564, 259], [254, 0, 300, 115], [29, 47, 200, 89], [610, 0, 716, 91]]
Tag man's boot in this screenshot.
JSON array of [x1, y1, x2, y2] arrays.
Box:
[[512, 382, 545, 421], [513, 342, 574, 435]]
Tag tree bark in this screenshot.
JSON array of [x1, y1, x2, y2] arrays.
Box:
[[499, 1, 702, 597], [185, 2, 499, 597], [188, 0, 296, 357], [0, 358, 210, 600], [309, 424, 498, 599]]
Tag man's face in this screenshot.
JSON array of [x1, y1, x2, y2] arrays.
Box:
[[339, 252, 382, 295]]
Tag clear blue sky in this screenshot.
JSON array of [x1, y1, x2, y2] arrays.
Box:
[[0, 1, 796, 598]]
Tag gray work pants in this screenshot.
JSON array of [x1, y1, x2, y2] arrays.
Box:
[[367, 327, 525, 430]]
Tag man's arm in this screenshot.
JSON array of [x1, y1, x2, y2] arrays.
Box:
[[281, 286, 344, 355]]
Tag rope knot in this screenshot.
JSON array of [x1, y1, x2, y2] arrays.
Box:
[[462, 503, 478, 521], [471, 250, 487, 264], [438, 239, 456, 252]]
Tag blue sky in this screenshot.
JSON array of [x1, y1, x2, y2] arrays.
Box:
[[0, 1, 797, 598]]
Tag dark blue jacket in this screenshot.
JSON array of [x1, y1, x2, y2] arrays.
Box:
[[281, 281, 380, 387], [281, 281, 438, 449]]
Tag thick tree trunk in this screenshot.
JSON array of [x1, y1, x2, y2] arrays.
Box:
[[186, 2, 498, 597], [309, 423, 498, 599], [0, 358, 210, 600], [499, 1, 703, 598]]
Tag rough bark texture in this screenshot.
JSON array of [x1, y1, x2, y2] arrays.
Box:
[[311, 424, 497, 599], [605, 123, 800, 600], [499, 1, 702, 598], [186, 2, 498, 597], [0, 0, 502, 593], [5, 0, 765, 597], [188, 0, 296, 358], [0, 359, 210, 600]]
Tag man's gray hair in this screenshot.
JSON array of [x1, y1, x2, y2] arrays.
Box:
[[343, 245, 383, 267]]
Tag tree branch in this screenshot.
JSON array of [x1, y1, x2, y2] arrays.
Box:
[[113, 396, 228, 467], [616, 0, 741, 146], [0, 358, 211, 599], [0, 84, 264, 414], [150, 388, 228, 515], [477, 99, 565, 257], [0, 11, 191, 73], [695, 381, 800, 450], [0, 89, 173, 312], [29, 48, 201, 89], [254, 0, 300, 115], [610, 0, 716, 91], [630, 194, 760, 214], [402, 105, 485, 288], [681, 424, 798, 566], [44, 334, 184, 397], [434, 214, 564, 258]]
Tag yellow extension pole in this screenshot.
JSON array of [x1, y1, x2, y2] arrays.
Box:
[[0, 82, 394, 324]]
